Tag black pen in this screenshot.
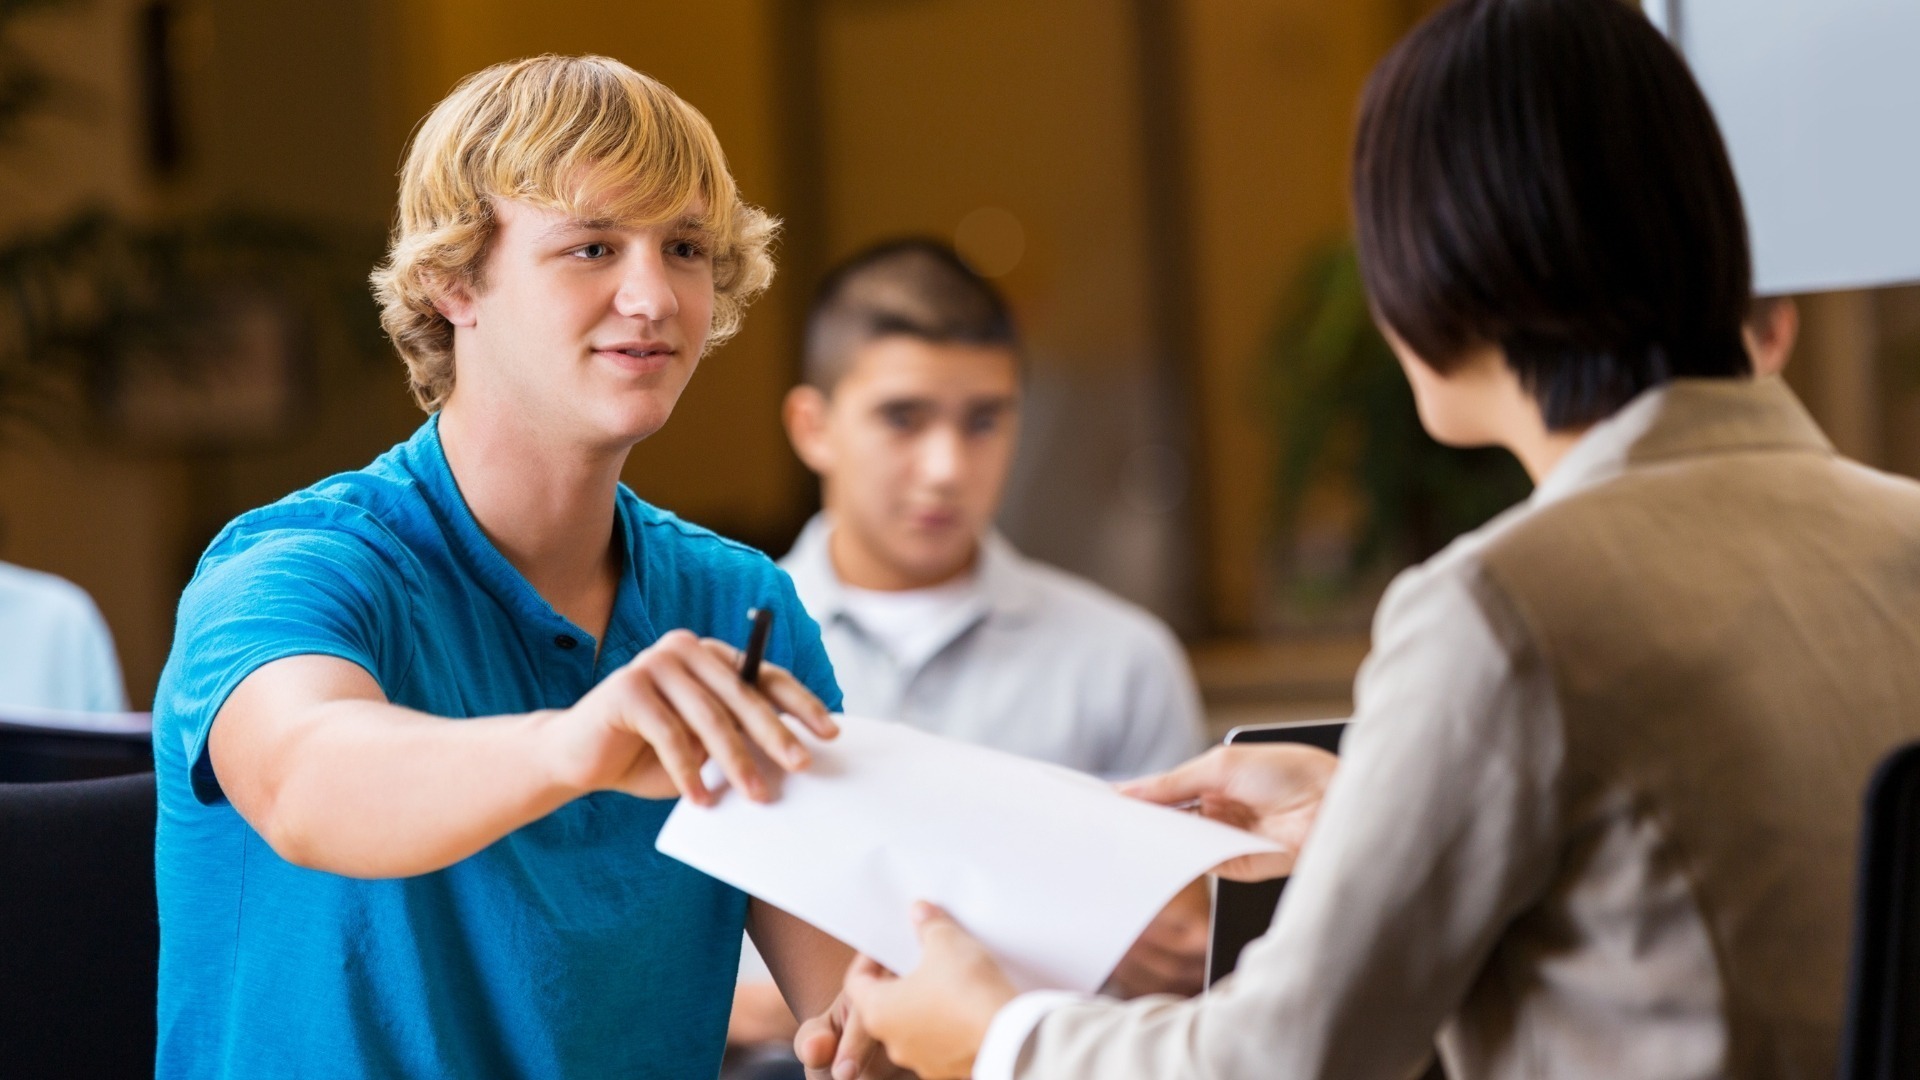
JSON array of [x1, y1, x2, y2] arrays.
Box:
[[738, 607, 773, 688]]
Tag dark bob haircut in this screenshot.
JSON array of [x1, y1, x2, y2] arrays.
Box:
[[803, 238, 1020, 392], [1353, 0, 1752, 430]]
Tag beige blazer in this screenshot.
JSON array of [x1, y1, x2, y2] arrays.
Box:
[[1004, 378, 1920, 1079]]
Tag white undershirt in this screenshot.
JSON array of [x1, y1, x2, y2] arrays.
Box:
[[838, 572, 981, 671], [734, 570, 983, 987]]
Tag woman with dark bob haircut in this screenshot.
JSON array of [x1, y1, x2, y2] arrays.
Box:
[[837, 1, 1920, 1079]]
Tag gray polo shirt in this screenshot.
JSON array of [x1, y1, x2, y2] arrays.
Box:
[[779, 515, 1205, 781]]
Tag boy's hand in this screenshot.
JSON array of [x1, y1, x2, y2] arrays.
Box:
[[545, 630, 838, 803], [794, 990, 903, 1080]]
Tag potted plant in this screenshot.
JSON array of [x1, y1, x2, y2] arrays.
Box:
[[1260, 241, 1531, 627]]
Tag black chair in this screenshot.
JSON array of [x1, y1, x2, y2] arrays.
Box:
[[1839, 741, 1920, 1080], [0, 715, 153, 783], [0, 773, 158, 1079]]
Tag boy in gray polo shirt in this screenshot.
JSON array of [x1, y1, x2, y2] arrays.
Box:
[[725, 240, 1207, 1061], [778, 240, 1204, 777]]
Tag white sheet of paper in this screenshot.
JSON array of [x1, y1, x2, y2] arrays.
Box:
[[655, 714, 1281, 993]]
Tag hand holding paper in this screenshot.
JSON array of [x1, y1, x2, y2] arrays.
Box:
[[843, 902, 1018, 1080], [1119, 742, 1335, 882], [655, 714, 1282, 993]]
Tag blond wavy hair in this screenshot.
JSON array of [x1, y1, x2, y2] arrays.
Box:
[[370, 55, 778, 411]]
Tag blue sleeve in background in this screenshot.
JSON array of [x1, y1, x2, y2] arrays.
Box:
[[769, 564, 844, 715]]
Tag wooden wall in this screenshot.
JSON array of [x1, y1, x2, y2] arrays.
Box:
[[2, 0, 1913, 708]]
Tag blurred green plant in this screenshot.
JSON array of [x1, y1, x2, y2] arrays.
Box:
[[1261, 242, 1531, 611], [0, 207, 384, 425], [0, 0, 382, 436]]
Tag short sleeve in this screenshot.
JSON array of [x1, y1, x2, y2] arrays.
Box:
[[159, 525, 414, 804], [768, 566, 843, 714]]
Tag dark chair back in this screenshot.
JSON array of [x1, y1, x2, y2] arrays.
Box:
[[0, 716, 153, 783], [1840, 741, 1920, 1080], [0, 773, 158, 1079]]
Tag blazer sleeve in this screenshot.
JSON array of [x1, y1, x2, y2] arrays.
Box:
[[1008, 551, 1566, 1080]]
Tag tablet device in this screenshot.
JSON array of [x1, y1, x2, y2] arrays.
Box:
[[1204, 718, 1347, 987]]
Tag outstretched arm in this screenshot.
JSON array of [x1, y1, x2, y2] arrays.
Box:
[[210, 631, 835, 879], [751, 901, 905, 1080]]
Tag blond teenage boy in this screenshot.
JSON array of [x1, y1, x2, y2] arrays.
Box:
[[153, 57, 879, 1079]]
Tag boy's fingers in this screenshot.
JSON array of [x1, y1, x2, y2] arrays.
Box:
[[685, 640, 812, 773], [793, 1010, 839, 1070], [756, 662, 839, 738], [842, 954, 894, 1025], [697, 637, 743, 666], [623, 686, 710, 804], [654, 662, 769, 801], [831, 1000, 879, 1080], [849, 952, 891, 980], [695, 636, 839, 739]]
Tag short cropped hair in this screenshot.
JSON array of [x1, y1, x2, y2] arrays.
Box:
[[371, 55, 778, 411], [802, 238, 1019, 393], [1352, 0, 1752, 430]]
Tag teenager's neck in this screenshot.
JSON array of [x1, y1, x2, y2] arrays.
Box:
[[827, 522, 977, 593], [436, 401, 625, 631]]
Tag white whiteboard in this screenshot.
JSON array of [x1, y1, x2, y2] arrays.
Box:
[[1648, 0, 1920, 294]]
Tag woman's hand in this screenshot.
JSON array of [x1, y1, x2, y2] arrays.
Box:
[[843, 903, 1019, 1080], [1120, 744, 1337, 881]]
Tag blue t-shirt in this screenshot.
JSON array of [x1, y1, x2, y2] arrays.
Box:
[[151, 417, 841, 1080]]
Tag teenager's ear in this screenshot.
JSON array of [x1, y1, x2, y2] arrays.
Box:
[[783, 385, 835, 474], [433, 278, 479, 329]]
